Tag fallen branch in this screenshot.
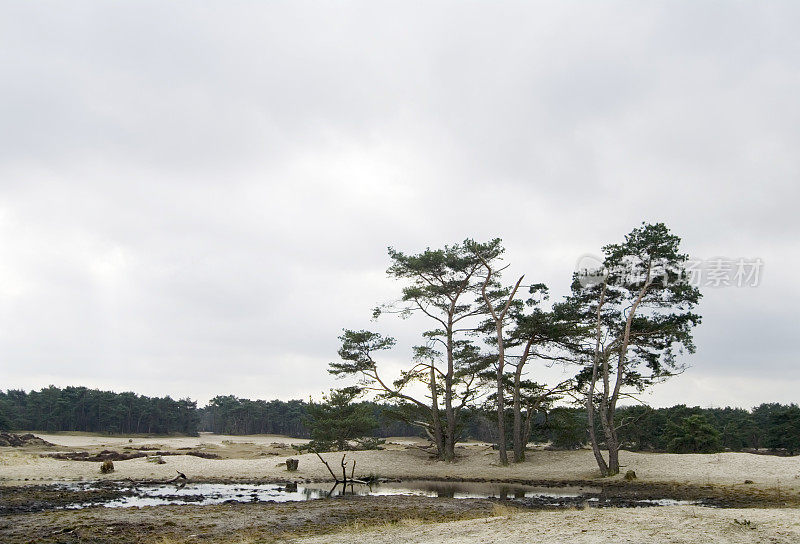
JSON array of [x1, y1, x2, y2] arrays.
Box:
[[167, 471, 188, 483], [313, 451, 369, 486], [314, 451, 339, 480], [124, 471, 188, 486]]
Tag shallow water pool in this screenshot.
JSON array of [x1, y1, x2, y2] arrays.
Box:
[[55, 480, 699, 509]]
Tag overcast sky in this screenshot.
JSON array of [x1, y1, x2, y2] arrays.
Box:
[[1, 1, 798, 409]]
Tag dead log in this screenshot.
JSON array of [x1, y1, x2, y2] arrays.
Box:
[[124, 471, 187, 487], [167, 471, 188, 483], [313, 452, 369, 486], [314, 451, 339, 481]]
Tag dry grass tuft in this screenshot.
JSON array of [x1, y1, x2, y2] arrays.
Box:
[[150, 536, 260, 544], [491, 502, 522, 519]]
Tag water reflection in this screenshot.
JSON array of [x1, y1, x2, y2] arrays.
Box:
[[87, 480, 601, 508], [58, 480, 695, 510]]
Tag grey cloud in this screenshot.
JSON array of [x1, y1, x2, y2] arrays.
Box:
[[0, 1, 798, 407]]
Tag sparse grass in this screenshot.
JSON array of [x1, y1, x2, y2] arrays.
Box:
[[311, 515, 436, 538], [274, 502, 501, 542], [148, 533, 265, 544], [0, 451, 37, 466], [733, 518, 756, 530], [491, 502, 521, 519]]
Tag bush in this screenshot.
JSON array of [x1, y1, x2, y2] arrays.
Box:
[[354, 437, 386, 450], [294, 439, 334, 453], [100, 459, 115, 474]]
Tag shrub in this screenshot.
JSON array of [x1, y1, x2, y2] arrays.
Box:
[[100, 459, 115, 474], [354, 437, 385, 450], [294, 439, 334, 453]]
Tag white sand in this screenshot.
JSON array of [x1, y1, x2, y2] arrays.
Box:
[[2, 433, 800, 493], [294, 506, 800, 544]]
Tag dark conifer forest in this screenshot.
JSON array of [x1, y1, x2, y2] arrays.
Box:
[[2, 386, 798, 455]]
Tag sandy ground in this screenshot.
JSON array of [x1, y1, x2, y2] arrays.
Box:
[[295, 506, 800, 544], [2, 433, 800, 544], [2, 433, 800, 495]]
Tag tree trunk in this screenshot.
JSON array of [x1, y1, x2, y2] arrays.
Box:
[[444, 325, 456, 462], [586, 391, 609, 476], [429, 365, 446, 459], [512, 364, 524, 462], [598, 390, 620, 476], [587, 281, 610, 476], [607, 436, 620, 475], [523, 404, 534, 449], [496, 320, 508, 465], [601, 376, 620, 476], [512, 339, 534, 463], [605, 263, 651, 477], [479, 270, 523, 467], [598, 393, 620, 476]]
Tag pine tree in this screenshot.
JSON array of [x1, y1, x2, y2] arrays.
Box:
[[304, 387, 377, 451]]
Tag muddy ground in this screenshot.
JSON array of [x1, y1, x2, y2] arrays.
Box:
[[1, 478, 798, 544], [0, 494, 498, 544]]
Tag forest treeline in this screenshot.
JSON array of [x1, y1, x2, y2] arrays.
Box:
[[539, 404, 800, 455], [1, 386, 798, 455], [0, 386, 199, 436]]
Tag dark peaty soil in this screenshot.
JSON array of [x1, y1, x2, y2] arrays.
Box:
[[0, 495, 498, 544]]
